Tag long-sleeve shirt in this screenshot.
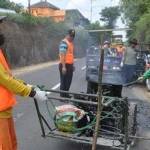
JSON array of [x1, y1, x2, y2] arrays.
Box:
[[0, 63, 32, 118]]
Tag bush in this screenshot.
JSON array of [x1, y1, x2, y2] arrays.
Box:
[[0, 12, 56, 25]]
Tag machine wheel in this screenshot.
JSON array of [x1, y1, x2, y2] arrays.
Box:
[[146, 79, 150, 91]]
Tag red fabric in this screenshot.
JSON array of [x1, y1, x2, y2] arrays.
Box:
[[0, 117, 17, 150]]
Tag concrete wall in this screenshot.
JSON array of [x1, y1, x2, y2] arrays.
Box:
[[0, 20, 87, 68]]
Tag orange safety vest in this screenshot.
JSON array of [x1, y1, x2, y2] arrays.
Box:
[[116, 46, 124, 53], [0, 49, 16, 111], [60, 38, 74, 64]]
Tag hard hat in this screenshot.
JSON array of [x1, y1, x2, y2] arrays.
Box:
[[104, 41, 110, 44]]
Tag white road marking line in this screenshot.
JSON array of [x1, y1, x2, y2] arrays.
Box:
[[47, 83, 60, 95], [51, 83, 60, 90], [81, 66, 86, 70]]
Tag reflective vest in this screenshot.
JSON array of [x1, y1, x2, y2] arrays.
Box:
[[0, 49, 16, 111], [61, 38, 74, 64], [116, 46, 124, 53]]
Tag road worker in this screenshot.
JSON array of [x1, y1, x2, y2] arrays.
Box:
[[58, 29, 75, 98], [103, 41, 117, 57], [0, 16, 48, 150], [116, 41, 125, 57], [121, 39, 138, 83]]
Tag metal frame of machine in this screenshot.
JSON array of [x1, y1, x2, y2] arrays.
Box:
[[34, 89, 137, 150]]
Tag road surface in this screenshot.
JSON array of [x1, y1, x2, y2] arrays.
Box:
[[13, 58, 150, 150]]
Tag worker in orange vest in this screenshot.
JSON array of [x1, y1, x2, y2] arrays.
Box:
[[0, 16, 48, 150], [59, 29, 75, 98], [116, 42, 125, 57]]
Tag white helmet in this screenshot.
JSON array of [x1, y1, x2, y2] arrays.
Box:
[[104, 41, 110, 45]]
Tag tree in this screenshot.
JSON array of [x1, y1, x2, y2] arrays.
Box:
[[86, 21, 106, 44], [28, 0, 31, 15], [135, 12, 150, 42], [0, 0, 23, 13], [100, 6, 120, 28], [120, 0, 150, 24], [87, 21, 101, 30], [120, 0, 150, 42]]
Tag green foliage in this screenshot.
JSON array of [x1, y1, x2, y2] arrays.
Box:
[[0, 0, 23, 13], [121, 0, 150, 24], [0, 11, 90, 67], [0, 12, 56, 26], [120, 0, 150, 44], [100, 6, 120, 28], [86, 21, 104, 44], [46, 20, 68, 38], [86, 21, 113, 44], [86, 21, 101, 30], [7, 13, 39, 25], [74, 29, 89, 57], [135, 11, 150, 43]]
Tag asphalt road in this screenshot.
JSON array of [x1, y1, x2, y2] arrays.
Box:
[[13, 58, 150, 150]]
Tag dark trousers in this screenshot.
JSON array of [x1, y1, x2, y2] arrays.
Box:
[[123, 64, 136, 83], [59, 63, 73, 97]]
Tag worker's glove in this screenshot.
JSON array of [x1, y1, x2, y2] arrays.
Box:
[[27, 84, 33, 88], [27, 84, 42, 92], [29, 85, 50, 101], [138, 76, 144, 81], [33, 90, 49, 101]]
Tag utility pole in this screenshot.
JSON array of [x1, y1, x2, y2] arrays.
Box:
[[91, 47, 104, 150], [90, 0, 93, 22], [28, 0, 31, 15], [90, 0, 96, 22]]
